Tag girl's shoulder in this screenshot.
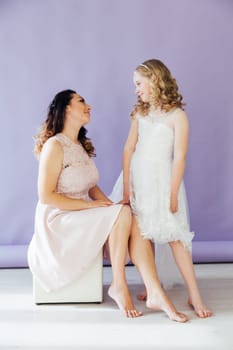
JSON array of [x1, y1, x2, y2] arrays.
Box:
[[170, 108, 189, 132], [132, 112, 146, 121], [172, 108, 188, 121], [163, 108, 188, 131]]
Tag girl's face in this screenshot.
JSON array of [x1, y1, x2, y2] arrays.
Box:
[[68, 94, 91, 125], [133, 71, 151, 103]]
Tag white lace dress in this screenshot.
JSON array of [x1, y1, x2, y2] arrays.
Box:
[[110, 108, 194, 288], [28, 133, 122, 292]]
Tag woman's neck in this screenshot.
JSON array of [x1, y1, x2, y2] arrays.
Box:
[[61, 126, 81, 144]]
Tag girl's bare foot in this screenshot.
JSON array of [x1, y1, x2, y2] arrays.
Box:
[[137, 289, 147, 301], [137, 290, 147, 301], [146, 292, 188, 323], [108, 284, 143, 318], [188, 298, 213, 318]]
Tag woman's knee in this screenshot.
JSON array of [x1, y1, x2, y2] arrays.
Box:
[[119, 205, 132, 223]]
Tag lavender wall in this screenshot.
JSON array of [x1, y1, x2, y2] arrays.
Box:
[[0, 0, 232, 266]]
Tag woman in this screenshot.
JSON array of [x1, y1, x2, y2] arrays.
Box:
[[28, 89, 141, 318]]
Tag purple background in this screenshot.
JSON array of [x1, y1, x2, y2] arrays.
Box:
[[0, 0, 233, 266]]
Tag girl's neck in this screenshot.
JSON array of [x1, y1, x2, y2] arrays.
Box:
[[150, 105, 163, 113], [150, 100, 163, 110]]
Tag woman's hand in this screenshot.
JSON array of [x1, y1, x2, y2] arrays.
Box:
[[170, 193, 178, 213], [90, 199, 113, 208]]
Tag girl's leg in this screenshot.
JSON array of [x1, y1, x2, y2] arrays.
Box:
[[137, 241, 154, 301], [129, 217, 188, 322], [107, 205, 142, 318], [169, 241, 213, 318]]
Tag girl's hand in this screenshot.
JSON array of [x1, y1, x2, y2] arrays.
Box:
[[119, 197, 130, 205], [170, 194, 178, 213], [119, 191, 130, 205]]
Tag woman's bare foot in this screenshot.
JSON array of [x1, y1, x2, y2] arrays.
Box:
[[146, 292, 188, 323], [188, 298, 213, 318], [108, 284, 143, 318], [137, 289, 147, 301]]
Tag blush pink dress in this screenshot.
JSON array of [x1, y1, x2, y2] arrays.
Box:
[[28, 133, 122, 292]]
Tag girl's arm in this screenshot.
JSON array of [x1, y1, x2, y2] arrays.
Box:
[[38, 138, 111, 210], [170, 110, 189, 213], [122, 118, 138, 203]]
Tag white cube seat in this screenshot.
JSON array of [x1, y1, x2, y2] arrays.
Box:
[[33, 251, 103, 304]]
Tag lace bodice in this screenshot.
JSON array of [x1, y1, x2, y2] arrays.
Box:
[[54, 133, 99, 200], [135, 112, 175, 164]]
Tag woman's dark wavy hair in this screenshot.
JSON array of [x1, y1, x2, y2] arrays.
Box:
[[34, 89, 95, 157]]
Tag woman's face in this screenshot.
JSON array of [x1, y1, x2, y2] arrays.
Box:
[[133, 71, 151, 103], [68, 94, 91, 125]]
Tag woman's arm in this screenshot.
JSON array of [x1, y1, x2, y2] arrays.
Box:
[[170, 110, 189, 213], [38, 138, 111, 210], [89, 185, 112, 203], [122, 118, 138, 203]]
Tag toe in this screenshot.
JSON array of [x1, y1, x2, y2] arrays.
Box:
[[126, 310, 133, 318], [134, 309, 143, 317], [197, 310, 205, 318], [196, 308, 213, 318], [128, 309, 143, 318], [178, 312, 189, 323], [204, 309, 213, 318], [172, 312, 189, 323]]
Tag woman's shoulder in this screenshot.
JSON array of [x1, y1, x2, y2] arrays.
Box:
[[42, 135, 63, 156]]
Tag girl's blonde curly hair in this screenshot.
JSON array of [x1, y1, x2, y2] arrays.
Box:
[[131, 59, 185, 118]]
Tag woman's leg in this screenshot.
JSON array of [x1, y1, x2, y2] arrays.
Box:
[[169, 241, 212, 318], [107, 205, 142, 318], [129, 217, 188, 322]]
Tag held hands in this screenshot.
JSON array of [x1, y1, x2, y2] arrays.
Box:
[[119, 189, 130, 205], [119, 198, 130, 205], [170, 193, 178, 213]]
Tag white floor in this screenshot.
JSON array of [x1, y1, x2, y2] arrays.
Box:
[[0, 263, 233, 350]]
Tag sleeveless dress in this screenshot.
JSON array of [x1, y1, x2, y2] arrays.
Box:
[[110, 108, 194, 288], [28, 133, 122, 292]]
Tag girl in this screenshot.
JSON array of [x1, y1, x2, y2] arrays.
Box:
[[112, 59, 212, 318]]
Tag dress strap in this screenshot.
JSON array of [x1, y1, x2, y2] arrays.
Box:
[[54, 133, 72, 148]]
